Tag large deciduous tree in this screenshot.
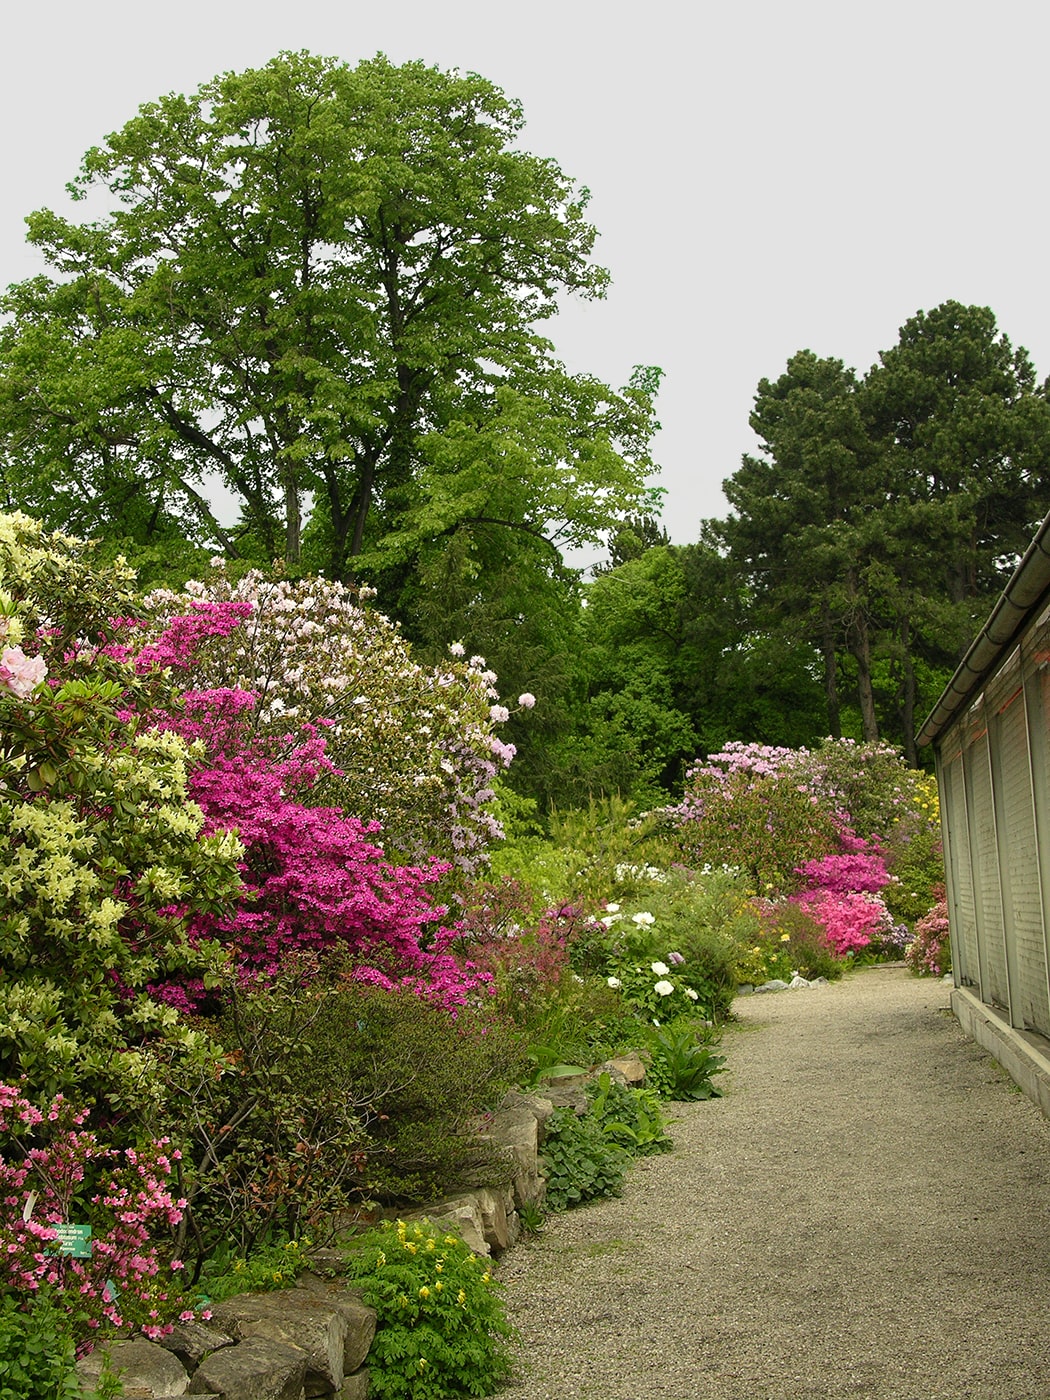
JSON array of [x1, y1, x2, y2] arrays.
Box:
[[0, 51, 659, 581]]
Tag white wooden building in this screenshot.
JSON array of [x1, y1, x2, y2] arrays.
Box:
[[918, 511, 1050, 1116]]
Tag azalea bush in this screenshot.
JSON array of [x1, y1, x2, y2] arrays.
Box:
[[906, 891, 952, 976], [0, 1082, 202, 1349]]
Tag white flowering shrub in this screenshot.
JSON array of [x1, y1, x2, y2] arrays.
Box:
[[138, 569, 516, 872]]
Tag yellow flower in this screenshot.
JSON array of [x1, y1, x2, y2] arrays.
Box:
[[419, 1286, 430, 1299], [425, 1239, 435, 1252], [404, 1241, 418, 1255], [780, 933, 790, 942], [444, 1235, 458, 1246], [375, 1251, 386, 1269], [398, 1294, 408, 1308], [434, 1281, 443, 1292], [481, 1271, 491, 1284], [434, 1263, 443, 1272], [457, 1289, 467, 1305]]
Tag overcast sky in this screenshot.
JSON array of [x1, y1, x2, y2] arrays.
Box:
[[4, 0, 1049, 546]]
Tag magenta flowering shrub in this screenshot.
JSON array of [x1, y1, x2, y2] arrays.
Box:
[[0, 1082, 199, 1348], [145, 686, 492, 1013], [138, 570, 518, 872], [795, 847, 891, 896]]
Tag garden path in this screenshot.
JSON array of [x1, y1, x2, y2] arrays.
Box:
[[499, 966, 1050, 1400]]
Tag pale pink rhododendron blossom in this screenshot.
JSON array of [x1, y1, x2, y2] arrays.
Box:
[[0, 645, 46, 698], [517, 693, 536, 709]]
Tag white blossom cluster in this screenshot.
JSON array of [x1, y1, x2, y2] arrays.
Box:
[[140, 569, 516, 872]]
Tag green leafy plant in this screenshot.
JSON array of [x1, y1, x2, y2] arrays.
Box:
[[643, 1021, 727, 1101], [0, 1288, 121, 1400], [586, 1073, 672, 1155], [343, 1218, 514, 1399], [195, 1237, 311, 1304], [540, 1106, 631, 1211]]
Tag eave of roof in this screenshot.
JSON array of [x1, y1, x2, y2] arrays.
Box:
[[918, 508, 1050, 748]]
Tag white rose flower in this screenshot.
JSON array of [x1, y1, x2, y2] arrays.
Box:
[[654, 980, 675, 996], [606, 976, 622, 989], [605, 903, 620, 914], [684, 987, 699, 1001], [650, 961, 670, 976], [632, 911, 655, 926]]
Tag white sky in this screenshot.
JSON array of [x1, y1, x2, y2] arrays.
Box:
[[4, 0, 1050, 545]]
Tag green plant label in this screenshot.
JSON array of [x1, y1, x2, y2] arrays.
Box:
[[50, 1223, 93, 1258]]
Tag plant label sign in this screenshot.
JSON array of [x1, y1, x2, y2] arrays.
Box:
[[51, 1223, 93, 1258]]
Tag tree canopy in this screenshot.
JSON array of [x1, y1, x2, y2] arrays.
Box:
[[718, 301, 1050, 762], [0, 51, 660, 584]]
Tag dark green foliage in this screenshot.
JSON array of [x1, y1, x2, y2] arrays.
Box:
[[148, 972, 525, 1273], [0, 1291, 84, 1400], [540, 1106, 630, 1211], [643, 1022, 727, 1101]]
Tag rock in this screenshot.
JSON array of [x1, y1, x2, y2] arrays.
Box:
[[736, 983, 755, 996], [425, 1194, 490, 1256], [77, 1339, 190, 1398], [337, 1370, 370, 1400], [188, 1337, 306, 1400], [755, 978, 790, 993], [293, 1278, 377, 1373], [602, 1054, 646, 1084], [484, 1096, 546, 1210], [158, 1321, 235, 1371], [788, 974, 811, 988], [209, 1291, 354, 1393], [472, 1184, 516, 1252]]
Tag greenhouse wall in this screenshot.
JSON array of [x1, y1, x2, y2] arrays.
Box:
[[922, 517, 1050, 1118]]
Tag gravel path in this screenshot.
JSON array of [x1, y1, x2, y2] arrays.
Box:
[[498, 967, 1050, 1399]]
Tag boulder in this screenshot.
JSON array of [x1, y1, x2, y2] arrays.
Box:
[[209, 1291, 353, 1394], [601, 1054, 647, 1085], [472, 1184, 516, 1252], [293, 1278, 377, 1373], [77, 1339, 189, 1398], [188, 1337, 306, 1400], [337, 1370, 370, 1400], [158, 1320, 235, 1372], [424, 1194, 490, 1256]]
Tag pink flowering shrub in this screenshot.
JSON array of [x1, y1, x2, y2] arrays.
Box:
[[906, 892, 952, 976], [145, 687, 492, 1013], [0, 1082, 200, 1349], [791, 888, 898, 957], [795, 847, 891, 896], [671, 742, 839, 893]]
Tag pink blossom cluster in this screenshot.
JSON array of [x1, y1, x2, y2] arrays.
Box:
[[0, 1082, 198, 1348], [0, 645, 47, 698], [795, 848, 891, 895], [789, 888, 893, 956], [906, 895, 951, 976]]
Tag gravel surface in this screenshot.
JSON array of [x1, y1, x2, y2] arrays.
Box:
[[498, 967, 1050, 1399]]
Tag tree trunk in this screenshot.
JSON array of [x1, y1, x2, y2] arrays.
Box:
[[820, 604, 841, 738], [284, 470, 301, 568]]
